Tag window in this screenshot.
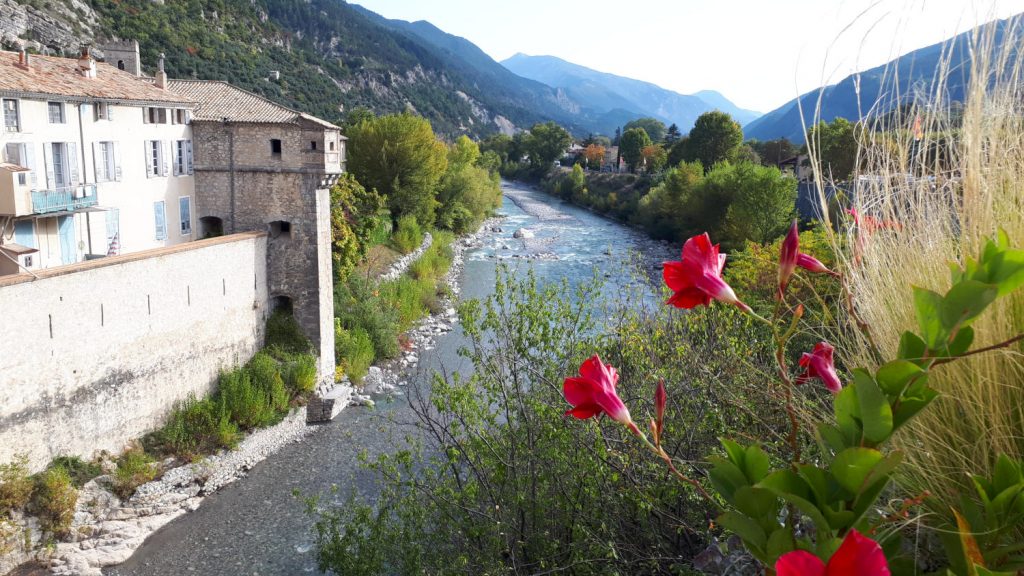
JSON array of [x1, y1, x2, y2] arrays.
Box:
[[173, 109, 187, 124], [17, 173, 26, 186], [329, 141, 335, 151], [179, 196, 191, 236], [270, 139, 282, 157], [44, 142, 78, 190], [173, 140, 186, 176], [3, 99, 19, 132], [146, 140, 165, 178], [94, 141, 118, 182], [93, 102, 112, 121], [154, 201, 167, 241], [48, 101, 65, 124], [117, 60, 125, 70], [310, 140, 317, 151], [268, 220, 291, 239], [144, 107, 167, 124]]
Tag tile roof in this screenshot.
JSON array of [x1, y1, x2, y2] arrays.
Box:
[[166, 80, 341, 130], [0, 51, 193, 104]]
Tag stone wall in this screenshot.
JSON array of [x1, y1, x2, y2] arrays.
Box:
[[0, 232, 269, 471]]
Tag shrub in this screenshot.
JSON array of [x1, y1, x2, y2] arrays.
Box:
[[220, 368, 274, 430], [265, 309, 312, 355], [391, 215, 423, 254], [0, 455, 33, 516], [335, 325, 375, 384], [248, 352, 289, 414], [335, 275, 401, 360], [49, 456, 103, 489], [153, 395, 238, 458], [111, 448, 157, 500], [32, 467, 77, 539], [284, 353, 319, 394]]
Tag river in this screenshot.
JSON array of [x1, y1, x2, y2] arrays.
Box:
[[103, 180, 672, 576]]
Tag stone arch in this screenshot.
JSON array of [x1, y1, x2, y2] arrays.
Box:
[[268, 220, 292, 240], [117, 60, 125, 70], [199, 216, 224, 239], [270, 294, 293, 314]]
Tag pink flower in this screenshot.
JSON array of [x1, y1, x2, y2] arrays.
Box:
[[776, 529, 890, 576], [779, 220, 838, 298], [663, 233, 750, 312], [563, 355, 633, 427], [796, 341, 843, 393], [653, 379, 666, 442]]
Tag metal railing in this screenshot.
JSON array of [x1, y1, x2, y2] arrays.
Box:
[[31, 184, 98, 214]]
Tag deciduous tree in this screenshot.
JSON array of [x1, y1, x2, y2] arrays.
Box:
[[623, 117, 667, 144], [619, 128, 652, 172], [806, 117, 859, 181], [582, 144, 606, 169], [524, 122, 573, 169], [683, 111, 743, 171]]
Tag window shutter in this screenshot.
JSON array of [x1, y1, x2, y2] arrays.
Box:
[[43, 143, 55, 190], [107, 104, 114, 121], [186, 141, 194, 174], [144, 141, 153, 178], [24, 143, 36, 189], [160, 141, 170, 177], [67, 142, 80, 185], [172, 141, 180, 176], [143, 107, 150, 124], [154, 201, 167, 241], [92, 103, 100, 122], [92, 142, 101, 181], [113, 142, 122, 181]]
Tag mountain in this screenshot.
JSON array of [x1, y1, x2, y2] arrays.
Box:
[[0, 0, 588, 137], [501, 53, 761, 133], [744, 15, 1019, 143]]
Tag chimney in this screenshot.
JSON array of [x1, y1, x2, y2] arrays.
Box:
[[77, 46, 96, 78], [154, 52, 167, 89], [17, 49, 29, 70]]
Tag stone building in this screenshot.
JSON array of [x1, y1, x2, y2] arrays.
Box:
[[166, 79, 345, 381]]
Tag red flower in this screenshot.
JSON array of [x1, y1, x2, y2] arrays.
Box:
[[779, 220, 838, 298], [776, 529, 890, 576], [796, 341, 843, 393], [663, 233, 750, 312], [563, 355, 633, 427], [653, 378, 666, 442]]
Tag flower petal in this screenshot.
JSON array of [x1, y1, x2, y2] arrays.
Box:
[[565, 403, 602, 420], [563, 377, 596, 408], [682, 233, 719, 274], [826, 530, 890, 576], [577, 355, 605, 383], [663, 261, 696, 292], [666, 286, 711, 309], [775, 550, 826, 576]]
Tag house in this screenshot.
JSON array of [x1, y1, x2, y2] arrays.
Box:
[[0, 48, 197, 274], [167, 79, 345, 390]]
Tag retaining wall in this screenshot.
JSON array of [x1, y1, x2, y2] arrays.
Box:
[[0, 232, 269, 471]]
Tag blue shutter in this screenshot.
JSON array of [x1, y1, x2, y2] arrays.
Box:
[[105, 208, 120, 252], [58, 215, 76, 264], [178, 197, 191, 235], [13, 220, 35, 248], [154, 201, 167, 241]]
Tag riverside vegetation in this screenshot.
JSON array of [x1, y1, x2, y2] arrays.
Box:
[[305, 22, 1024, 576]]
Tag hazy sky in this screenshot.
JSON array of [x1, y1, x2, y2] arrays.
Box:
[[351, 0, 1024, 113]]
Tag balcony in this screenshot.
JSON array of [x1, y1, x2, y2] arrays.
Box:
[[31, 185, 98, 214]]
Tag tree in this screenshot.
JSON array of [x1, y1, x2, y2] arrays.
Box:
[[582, 144, 606, 169], [641, 144, 667, 172], [683, 111, 743, 171], [667, 136, 690, 168], [806, 117, 859, 181], [524, 122, 572, 169], [343, 106, 375, 130], [753, 138, 797, 166], [437, 137, 501, 233], [633, 161, 704, 240], [346, 113, 448, 227], [330, 173, 386, 280], [665, 123, 682, 145], [480, 133, 513, 163], [701, 162, 797, 247], [623, 117, 667, 144], [619, 128, 652, 172]]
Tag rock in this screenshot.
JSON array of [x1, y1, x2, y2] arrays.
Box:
[[513, 227, 534, 239]]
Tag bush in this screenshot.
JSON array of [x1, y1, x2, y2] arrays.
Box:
[[265, 309, 312, 355], [111, 448, 157, 500], [49, 456, 103, 489], [284, 353, 319, 394], [335, 325, 375, 384], [0, 455, 33, 516], [32, 467, 77, 539], [220, 368, 275, 430], [391, 215, 423, 254], [248, 352, 289, 414], [152, 395, 238, 458], [335, 275, 401, 360]]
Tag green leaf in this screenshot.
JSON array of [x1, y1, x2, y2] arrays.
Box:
[[717, 511, 767, 555], [831, 447, 884, 495], [875, 360, 925, 397], [817, 423, 850, 454], [765, 527, 796, 563], [759, 470, 832, 537], [720, 438, 746, 468], [898, 331, 928, 363], [992, 454, 1022, 495], [708, 456, 751, 502], [733, 486, 780, 522], [944, 326, 975, 357], [833, 385, 862, 443], [743, 445, 771, 484], [914, 287, 947, 348], [941, 280, 998, 330], [852, 369, 893, 444], [892, 386, 940, 431]]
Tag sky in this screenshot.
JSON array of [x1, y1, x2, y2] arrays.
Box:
[[350, 0, 1024, 113]]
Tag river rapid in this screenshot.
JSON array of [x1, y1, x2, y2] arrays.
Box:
[[102, 180, 674, 576]]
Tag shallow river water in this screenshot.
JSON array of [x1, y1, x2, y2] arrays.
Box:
[[103, 180, 673, 576]]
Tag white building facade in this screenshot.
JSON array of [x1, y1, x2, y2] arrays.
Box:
[[0, 49, 197, 275]]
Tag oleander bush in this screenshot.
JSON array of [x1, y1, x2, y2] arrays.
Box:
[[111, 448, 157, 500], [334, 325, 375, 384], [151, 394, 239, 459], [31, 467, 77, 540], [0, 455, 33, 517], [285, 353, 319, 395], [392, 215, 424, 254]]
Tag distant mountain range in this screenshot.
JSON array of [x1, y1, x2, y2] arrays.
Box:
[[502, 53, 761, 134], [745, 14, 1020, 143]]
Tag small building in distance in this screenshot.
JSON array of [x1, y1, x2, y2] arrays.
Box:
[[167, 79, 345, 379], [0, 48, 197, 272]]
